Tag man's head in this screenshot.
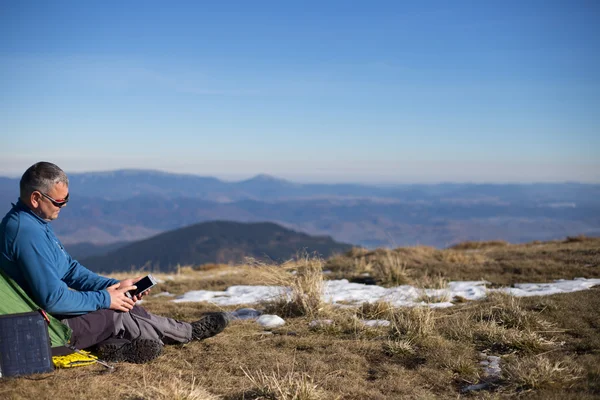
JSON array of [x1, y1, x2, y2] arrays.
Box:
[[20, 162, 70, 221]]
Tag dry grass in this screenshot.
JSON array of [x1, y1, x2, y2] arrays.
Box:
[[134, 372, 219, 400], [368, 250, 411, 286], [256, 254, 326, 319], [475, 292, 554, 332], [472, 320, 557, 354], [241, 364, 327, 400], [2, 285, 599, 399], [415, 289, 451, 304], [1, 238, 599, 399], [389, 306, 435, 340], [326, 236, 600, 285], [417, 273, 449, 290], [449, 240, 509, 250], [503, 356, 582, 392]]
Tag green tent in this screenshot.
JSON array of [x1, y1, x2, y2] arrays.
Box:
[[0, 270, 71, 348]]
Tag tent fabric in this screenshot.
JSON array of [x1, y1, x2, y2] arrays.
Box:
[[0, 269, 71, 348]]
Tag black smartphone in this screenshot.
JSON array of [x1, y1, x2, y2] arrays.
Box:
[[126, 274, 158, 299]]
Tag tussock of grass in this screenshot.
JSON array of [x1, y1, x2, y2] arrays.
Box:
[[258, 254, 326, 318], [417, 273, 449, 290], [438, 294, 560, 355], [442, 354, 480, 381], [356, 301, 396, 320], [135, 373, 218, 400], [472, 320, 557, 354], [309, 309, 386, 339], [563, 234, 594, 243], [439, 249, 488, 264], [389, 306, 435, 340], [369, 250, 411, 286], [241, 366, 326, 400], [503, 356, 582, 391], [382, 339, 415, 357], [449, 240, 509, 250], [475, 292, 555, 332], [193, 263, 230, 271]]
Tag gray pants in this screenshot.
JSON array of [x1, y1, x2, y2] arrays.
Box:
[[59, 305, 193, 349]]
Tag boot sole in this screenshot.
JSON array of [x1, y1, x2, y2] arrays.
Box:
[[97, 338, 162, 364], [192, 312, 229, 340]]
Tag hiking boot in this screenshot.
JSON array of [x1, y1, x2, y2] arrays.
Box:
[[96, 338, 162, 364], [191, 312, 229, 340]]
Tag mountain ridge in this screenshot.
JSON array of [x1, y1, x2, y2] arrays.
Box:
[[1, 170, 599, 248], [78, 220, 353, 273]]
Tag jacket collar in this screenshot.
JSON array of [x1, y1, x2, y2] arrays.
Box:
[[14, 198, 49, 225]]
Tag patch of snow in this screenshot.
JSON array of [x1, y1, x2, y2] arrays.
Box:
[[309, 319, 333, 328], [256, 315, 285, 329], [171, 278, 600, 307], [462, 354, 502, 393], [153, 291, 174, 297], [493, 278, 600, 297], [481, 355, 501, 379], [172, 285, 287, 305], [361, 319, 391, 327]]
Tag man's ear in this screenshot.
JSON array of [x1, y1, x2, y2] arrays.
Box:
[[30, 191, 41, 208]]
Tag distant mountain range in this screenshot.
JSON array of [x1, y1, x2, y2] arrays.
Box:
[[75, 221, 353, 273], [1, 170, 599, 248]]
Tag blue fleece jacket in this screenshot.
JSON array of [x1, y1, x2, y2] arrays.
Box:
[[0, 199, 119, 315]]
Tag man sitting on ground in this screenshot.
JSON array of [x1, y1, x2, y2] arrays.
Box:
[[0, 162, 228, 363]]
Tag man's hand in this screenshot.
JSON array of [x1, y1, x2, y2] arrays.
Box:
[[118, 276, 152, 301], [106, 283, 137, 312]]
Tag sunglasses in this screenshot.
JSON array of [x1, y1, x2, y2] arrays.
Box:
[[40, 192, 70, 208]]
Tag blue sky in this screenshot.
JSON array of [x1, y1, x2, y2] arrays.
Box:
[[1, 1, 598, 183]]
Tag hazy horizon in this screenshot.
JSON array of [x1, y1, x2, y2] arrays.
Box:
[[0, 166, 598, 186]]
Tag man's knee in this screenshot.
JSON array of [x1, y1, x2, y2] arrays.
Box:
[[64, 309, 119, 349], [129, 304, 152, 319]]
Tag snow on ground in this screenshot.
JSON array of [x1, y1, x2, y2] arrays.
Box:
[[173, 285, 285, 305], [170, 277, 600, 390], [172, 278, 600, 307], [498, 279, 600, 297], [152, 291, 174, 297]]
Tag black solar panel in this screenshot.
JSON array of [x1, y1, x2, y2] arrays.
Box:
[[0, 311, 54, 377]]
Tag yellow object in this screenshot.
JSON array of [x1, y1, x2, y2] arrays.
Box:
[[52, 350, 98, 368]]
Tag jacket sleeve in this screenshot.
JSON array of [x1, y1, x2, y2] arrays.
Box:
[[14, 232, 113, 315], [62, 253, 119, 292]]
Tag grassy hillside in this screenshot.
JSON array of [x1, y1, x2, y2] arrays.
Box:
[[325, 235, 600, 285], [1, 237, 599, 399], [79, 221, 353, 273]]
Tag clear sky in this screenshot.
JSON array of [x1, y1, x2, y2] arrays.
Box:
[[1, 1, 599, 183]]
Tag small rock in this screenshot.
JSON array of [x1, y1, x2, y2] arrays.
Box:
[[350, 276, 378, 285], [256, 315, 285, 329], [228, 308, 263, 320]]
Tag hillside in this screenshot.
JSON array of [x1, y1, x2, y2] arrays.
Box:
[[2, 237, 599, 399], [77, 221, 353, 273]]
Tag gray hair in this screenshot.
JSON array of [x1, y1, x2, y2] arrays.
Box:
[[20, 162, 69, 199]]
